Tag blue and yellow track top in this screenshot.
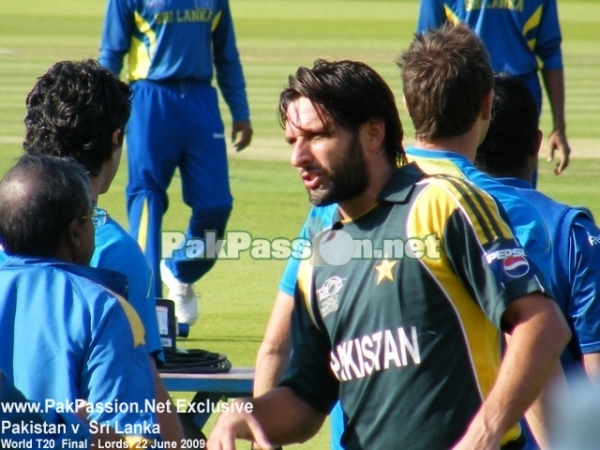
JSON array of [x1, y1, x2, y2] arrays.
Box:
[[417, 0, 563, 76], [99, 0, 249, 121]]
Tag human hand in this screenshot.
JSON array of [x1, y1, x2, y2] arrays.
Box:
[[207, 405, 272, 450], [451, 414, 503, 450], [547, 129, 571, 175], [232, 121, 253, 152], [451, 431, 501, 450]]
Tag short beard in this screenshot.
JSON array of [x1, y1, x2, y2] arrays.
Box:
[[308, 132, 369, 206]]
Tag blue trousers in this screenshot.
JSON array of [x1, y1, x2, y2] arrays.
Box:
[[126, 80, 232, 296]]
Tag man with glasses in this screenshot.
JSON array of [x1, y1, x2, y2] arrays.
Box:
[[19, 59, 184, 441], [83, 207, 110, 227], [0, 154, 160, 445]]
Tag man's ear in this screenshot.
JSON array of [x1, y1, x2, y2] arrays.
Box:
[[65, 218, 83, 248], [534, 129, 543, 156], [110, 129, 123, 160], [363, 120, 385, 153], [481, 90, 494, 121], [402, 95, 411, 116]]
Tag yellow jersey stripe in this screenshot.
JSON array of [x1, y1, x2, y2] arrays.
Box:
[[138, 199, 149, 253], [523, 5, 543, 37], [421, 177, 511, 246], [129, 12, 156, 80], [407, 182, 500, 398], [113, 293, 146, 348], [211, 11, 222, 32], [409, 154, 464, 179], [297, 258, 320, 330], [408, 155, 518, 242], [436, 176, 513, 242], [408, 180, 521, 445], [443, 5, 461, 25]]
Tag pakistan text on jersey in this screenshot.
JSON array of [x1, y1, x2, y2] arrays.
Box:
[[330, 327, 421, 381]]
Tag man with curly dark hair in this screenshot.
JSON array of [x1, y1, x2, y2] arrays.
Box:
[[16, 59, 184, 442]]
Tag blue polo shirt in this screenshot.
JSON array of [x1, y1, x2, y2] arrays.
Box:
[[497, 177, 600, 374], [0, 256, 159, 441], [92, 216, 163, 362]]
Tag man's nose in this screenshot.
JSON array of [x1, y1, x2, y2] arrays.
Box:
[[290, 137, 312, 168]]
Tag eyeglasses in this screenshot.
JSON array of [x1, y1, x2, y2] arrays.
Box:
[[80, 207, 109, 227]]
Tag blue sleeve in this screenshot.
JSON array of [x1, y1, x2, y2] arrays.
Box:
[[279, 205, 338, 296], [568, 218, 600, 354], [212, 1, 250, 122], [417, 0, 446, 32], [123, 256, 163, 362], [91, 222, 164, 362], [279, 237, 305, 297], [99, 0, 134, 74], [535, 0, 563, 70], [0, 371, 92, 443], [83, 294, 159, 439]]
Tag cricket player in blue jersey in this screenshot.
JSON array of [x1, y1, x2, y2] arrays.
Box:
[[397, 23, 553, 282], [475, 74, 600, 381], [0, 370, 99, 445], [23, 59, 163, 364], [0, 155, 160, 446], [397, 27, 568, 447], [417, 0, 571, 179], [22, 59, 184, 443], [475, 73, 600, 449], [99, 0, 253, 326]]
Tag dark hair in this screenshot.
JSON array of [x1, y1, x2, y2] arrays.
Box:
[[474, 73, 539, 176], [397, 23, 493, 140], [0, 154, 91, 257], [23, 59, 132, 177], [278, 59, 404, 165]]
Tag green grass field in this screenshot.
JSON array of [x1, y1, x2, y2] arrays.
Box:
[[1, 1, 600, 448]]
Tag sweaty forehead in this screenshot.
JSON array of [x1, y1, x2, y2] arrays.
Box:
[[285, 97, 328, 136]]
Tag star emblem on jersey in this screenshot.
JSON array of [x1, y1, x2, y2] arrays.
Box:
[[374, 259, 397, 285]]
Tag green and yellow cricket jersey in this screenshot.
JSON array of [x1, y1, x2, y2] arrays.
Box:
[[281, 163, 549, 450]]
